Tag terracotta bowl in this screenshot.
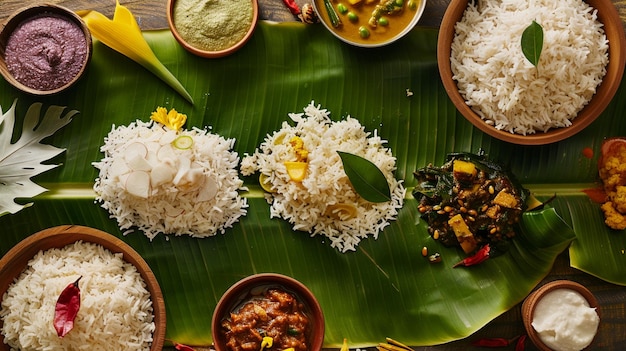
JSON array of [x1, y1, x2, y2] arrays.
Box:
[[0, 4, 92, 95], [0, 225, 165, 351], [212, 273, 325, 351], [438, 0, 626, 145], [521, 280, 600, 351], [312, 0, 426, 47], [167, 0, 259, 58]]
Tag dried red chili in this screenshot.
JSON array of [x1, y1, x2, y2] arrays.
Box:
[[453, 244, 491, 268], [54, 276, 82, 337], [174, 342, 196, 351], [515, 335, 527, 351], [471, 335, 522, 348], [471, 338, 511, 347], [282, 0, 302, 15]]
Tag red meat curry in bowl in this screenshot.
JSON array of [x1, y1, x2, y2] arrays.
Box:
[[212, 273, 325, 351]]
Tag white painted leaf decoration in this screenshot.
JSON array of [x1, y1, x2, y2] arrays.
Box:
[[0, 100, 77, 216]]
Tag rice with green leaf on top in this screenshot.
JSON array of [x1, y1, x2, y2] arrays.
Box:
[[240, 101, 405, 252], [451, 0, 608, 135]]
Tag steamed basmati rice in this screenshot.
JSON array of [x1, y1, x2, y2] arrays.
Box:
[[0, 241, 154, 351], [93, 120, 248, 240], [240, 101, 405, 252], [450, 0, 609, 135]]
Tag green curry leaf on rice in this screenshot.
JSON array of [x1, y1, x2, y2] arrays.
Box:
[[521, 20, 544, 67], [337, 151, 392, 203]]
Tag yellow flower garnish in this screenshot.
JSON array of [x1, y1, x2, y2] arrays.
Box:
[[80, 1, 193, 104], [289, 136, 308, 162], [260, 336, 273, 350], [151, 107, 187, 131]]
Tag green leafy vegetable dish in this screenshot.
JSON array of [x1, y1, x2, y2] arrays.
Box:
[[413, 152, 535, 261]]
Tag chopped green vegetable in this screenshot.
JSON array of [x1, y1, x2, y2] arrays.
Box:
[[172, 135, 194, 149], [359, 26, 370, 38], [337, 3, 348, 14], [323, 0, 342, 27]]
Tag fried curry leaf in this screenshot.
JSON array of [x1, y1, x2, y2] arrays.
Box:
[[521, 20, 544, 67], [337, 151, 391, 203]]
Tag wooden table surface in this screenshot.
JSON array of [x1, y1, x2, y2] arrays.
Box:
[[1, 1, 626, 350], [4, 0, 623, 30]]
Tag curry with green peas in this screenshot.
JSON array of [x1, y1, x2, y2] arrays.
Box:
[[315, 0, 423, 45]]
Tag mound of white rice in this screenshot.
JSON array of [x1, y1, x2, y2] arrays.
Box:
[[451, 0, 608, 135], [93, 120, 248, 240], [240, 101, 405, 252], [0, 241, 154, 351]]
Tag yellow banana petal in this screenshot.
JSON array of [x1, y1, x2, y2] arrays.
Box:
[[81, 2, 193, 104], [113, 0, 141, 33]]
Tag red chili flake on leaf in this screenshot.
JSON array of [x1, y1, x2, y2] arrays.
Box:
[[582, 147, 594, 159], [453, 244, 491, 268], [582, 187, 607, 204], [54, 276, 82, 337]]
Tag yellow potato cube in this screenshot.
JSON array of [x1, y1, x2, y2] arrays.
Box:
[[284, 161, 308, 182]]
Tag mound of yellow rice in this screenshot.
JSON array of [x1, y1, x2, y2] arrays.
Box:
[[240, 101, 405, 252], [0, 241, 154, 350], [93, 120, 248, 240]]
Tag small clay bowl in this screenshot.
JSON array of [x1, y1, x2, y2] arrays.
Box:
[[438, 0, 626, 145], [167, 0, 259, 58], [0, 4, 92, 95], [0, 225, 165, 351], [312, 0, 426, 48], [212, 273, 325, 351], [522, 280, 600, 351]]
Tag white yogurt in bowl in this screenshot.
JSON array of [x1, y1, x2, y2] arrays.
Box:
[[522, 280, 600, 351], [531, 288, 600, 351]]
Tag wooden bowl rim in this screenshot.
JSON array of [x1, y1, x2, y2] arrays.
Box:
[[166, 0, 259, 58], [0, 225, 165, 351], [0, 4, 92, 95], [521, 280, 600, 351], [211, 273, 325, 351], [437, 0, 626, 145]]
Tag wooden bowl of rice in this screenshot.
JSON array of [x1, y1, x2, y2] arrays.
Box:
[[438, 0, 626, 145], [0, 225, 165, 351]]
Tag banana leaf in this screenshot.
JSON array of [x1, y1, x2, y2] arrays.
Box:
[[0, 22, 624, 347]]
